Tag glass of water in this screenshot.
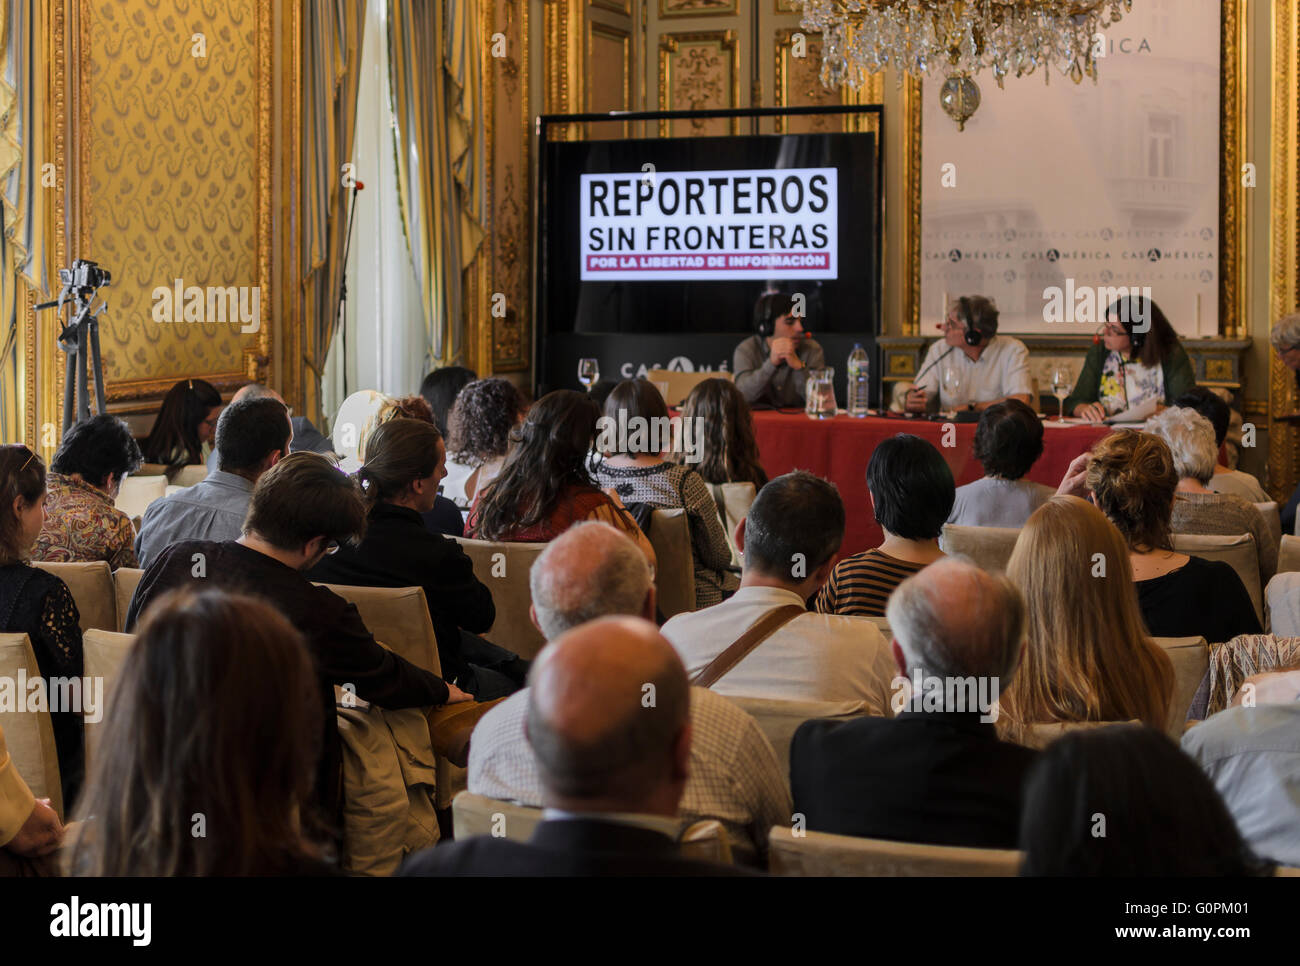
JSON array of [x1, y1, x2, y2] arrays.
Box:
[[941, 365, 963, 416], [1051, 367, 1072, 422], [578, 358, 600, 390]]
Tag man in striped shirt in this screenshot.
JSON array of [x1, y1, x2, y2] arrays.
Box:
[[815, 434, 954, 618]]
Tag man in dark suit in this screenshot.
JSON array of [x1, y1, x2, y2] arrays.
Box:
[[401, 616, 749, 876], [791, 558, 1038, 849]]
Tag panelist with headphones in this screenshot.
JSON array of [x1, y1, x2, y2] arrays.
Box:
[[733, 291, 826, 408], [904, 296, 1033, 414]]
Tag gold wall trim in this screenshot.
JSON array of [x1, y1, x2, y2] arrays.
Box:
[[902, 75, 921, 338], [657, 30, 739, 137], [105, 371, 249, 403], [659, 0, 737, 17], [1221, 0, 1246, 340], [1268, 0, 1299, 500]]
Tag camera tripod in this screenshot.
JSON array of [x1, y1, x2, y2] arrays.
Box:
[[35, 283, 109, 433]]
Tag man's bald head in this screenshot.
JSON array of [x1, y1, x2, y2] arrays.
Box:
[[526, 616, 690, 812], [886, 557, 1025, 682], [529, 521, 653, 640], [232, 383, 284, 405]]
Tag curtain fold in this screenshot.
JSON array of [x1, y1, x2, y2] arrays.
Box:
[[386, 0, 485, 370], [302, 0, 366, 419]]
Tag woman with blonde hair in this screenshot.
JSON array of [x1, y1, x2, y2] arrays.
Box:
[[1001, 495, 1174, 743]]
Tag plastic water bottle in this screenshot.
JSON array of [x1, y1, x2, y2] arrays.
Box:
[[846, 343, 870, 417]]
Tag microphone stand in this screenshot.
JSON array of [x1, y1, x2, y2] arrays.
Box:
[[335, 181, 362, 399]]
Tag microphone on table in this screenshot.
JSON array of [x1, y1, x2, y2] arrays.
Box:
[[910, 345, 957, 390]]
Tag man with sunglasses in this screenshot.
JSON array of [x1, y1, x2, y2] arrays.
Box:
[[126, 451, 471, 836]]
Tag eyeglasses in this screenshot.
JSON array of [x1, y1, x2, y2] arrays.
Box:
[[323, 539, 340, 555], [942, 318, 964, 331], [1096, 323, 1126, 337]]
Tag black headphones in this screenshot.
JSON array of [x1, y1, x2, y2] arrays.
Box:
[[754, 293, 785, 338], [959, 297, 982, 347]]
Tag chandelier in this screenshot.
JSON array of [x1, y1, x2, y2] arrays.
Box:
[[798, 0, 1134, 128]]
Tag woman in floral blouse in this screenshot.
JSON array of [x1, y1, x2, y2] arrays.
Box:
[[32, 414, 143, 569], [1063, 295, 1195, 422]]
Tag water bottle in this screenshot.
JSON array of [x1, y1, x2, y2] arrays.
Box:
[[846, 343, 870, 417]]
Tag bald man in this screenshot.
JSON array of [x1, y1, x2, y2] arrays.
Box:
[[790, 558, 1039, 849], [402, 616, 750, 876], [467, 522, 789, 863]]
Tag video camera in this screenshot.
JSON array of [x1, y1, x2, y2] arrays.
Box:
[[59, 259, 111, 293]]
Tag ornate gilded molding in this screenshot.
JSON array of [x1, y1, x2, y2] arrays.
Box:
[[902, 75, 922, 337], [1220, 0, 1246, 340], [657, 30, 740, 137], [1268, 0, 1299, 501]]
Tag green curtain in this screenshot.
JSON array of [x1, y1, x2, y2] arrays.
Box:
[[387, 0, 484, 370], [302, 0, 366, 421], [0, 0, 51, 444]]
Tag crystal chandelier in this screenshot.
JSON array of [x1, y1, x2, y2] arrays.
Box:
[[798, 0, 1133, 128]]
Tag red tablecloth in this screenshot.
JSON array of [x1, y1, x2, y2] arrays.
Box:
[[752, 412, 1112, 557]]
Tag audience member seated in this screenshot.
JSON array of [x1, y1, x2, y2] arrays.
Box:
[[135, 395, 292, 568], [466, 390, 654, 564], [307, 417, 524, 700], [661, 471, 895, 708], [999, 496, 1174, 742], [469, 522, 789, 861], [0, 722, 64, 871], [947, 400, 1052, 527], [814, 434, 952, 617], [585, 379, 618, 410], [1181, 664, 1300, 867], [791, 559, 1037, 849], [369, 393, 466, 537], [140, 377, 222, 472], [1146, 405, 1275, 582], [443, 377, 526, 508], [1174, 387, 1269, 503], [402, 616, 748, 876], [0, 445, 85, 807], [419, 365, 477, 439], [207, 384, 334, 470], [69, 589, 337, 876], [1019, 724, 1274, 876], [32, 414, 143, 569], [672, 377, 768, 490], [1269, 314, 1300, 534], [1082, 431, 1261, 642], [125, 452, 470, 833], [594, 379, 737, 608]]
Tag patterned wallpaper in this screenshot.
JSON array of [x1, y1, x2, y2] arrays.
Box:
[[83, 0, 260, 386]]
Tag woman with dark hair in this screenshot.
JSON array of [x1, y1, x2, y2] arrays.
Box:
[[466, 390, 654, 564], [33, 414, 143, 568], [418, 366, 477, 438], [1019, 724, 1273, 876], [69, 588, 335, 876], [444, 378, 527, 508], [732, 291, 825, 408], [1082, 430, 1260, 642], [0, 445, 85, 807], [594, 379, 737, 608], [948, 399, 1052, 527], [815, 434, 953, 617], [308, 418, 522, 699], [141, 378, 222, 470], [673, 377, 768, 490], [1064, 296, 1195, 422]]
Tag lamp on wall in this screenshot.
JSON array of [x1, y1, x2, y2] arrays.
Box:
[[796, 0, 1133, 129]]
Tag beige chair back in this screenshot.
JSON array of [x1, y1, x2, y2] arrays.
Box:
[[115, 475, 167, 520], [82, 629, 135, 771], [31, 560, 116, 633], [1152, 635, 1209, 736], [451, 791, 733, 864], [649, 508, 696, 618], [170, 464, 208, 488], [113, 567, 144, 632], [645, 368, 733, 408], [0, 634, 63, 820], [939, 524, 1020, 573], [863, 615, 891, 639], [707, 481, 756, 570], [725, 695, 870, 784], [1254, 502, 1282, 551], [1279, 534, 1300, 575], [767, 826, 1021, 876], [1172, 533, 1262, 625], [453, 537, 549, 660]]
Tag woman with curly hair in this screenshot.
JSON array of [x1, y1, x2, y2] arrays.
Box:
[[672, 377, 767, 490], [466, 390, 654, 565], [444, 378, 527, 508]]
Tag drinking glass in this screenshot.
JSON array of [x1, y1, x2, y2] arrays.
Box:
[[1051, 367, 1072, 422], [577, 358, 600, 390], [941, 365, 963, 416]]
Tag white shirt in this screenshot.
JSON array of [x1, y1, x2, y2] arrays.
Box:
[[470, 686, 792, 856], [913, 335, 1033, 410], [659, 585, 897, 710]]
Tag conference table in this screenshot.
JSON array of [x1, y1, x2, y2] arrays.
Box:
[[751, 411, 1112, 558]]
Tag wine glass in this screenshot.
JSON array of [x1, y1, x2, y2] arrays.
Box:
[[577, 358, 600, 390], [941, 365, 963, 416], [1051, 367, 1072, 422]]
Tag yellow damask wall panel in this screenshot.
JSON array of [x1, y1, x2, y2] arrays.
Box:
[[82, 0, 260, 393]]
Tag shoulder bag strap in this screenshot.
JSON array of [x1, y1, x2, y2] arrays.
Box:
[[690, 603, 804, 689]]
